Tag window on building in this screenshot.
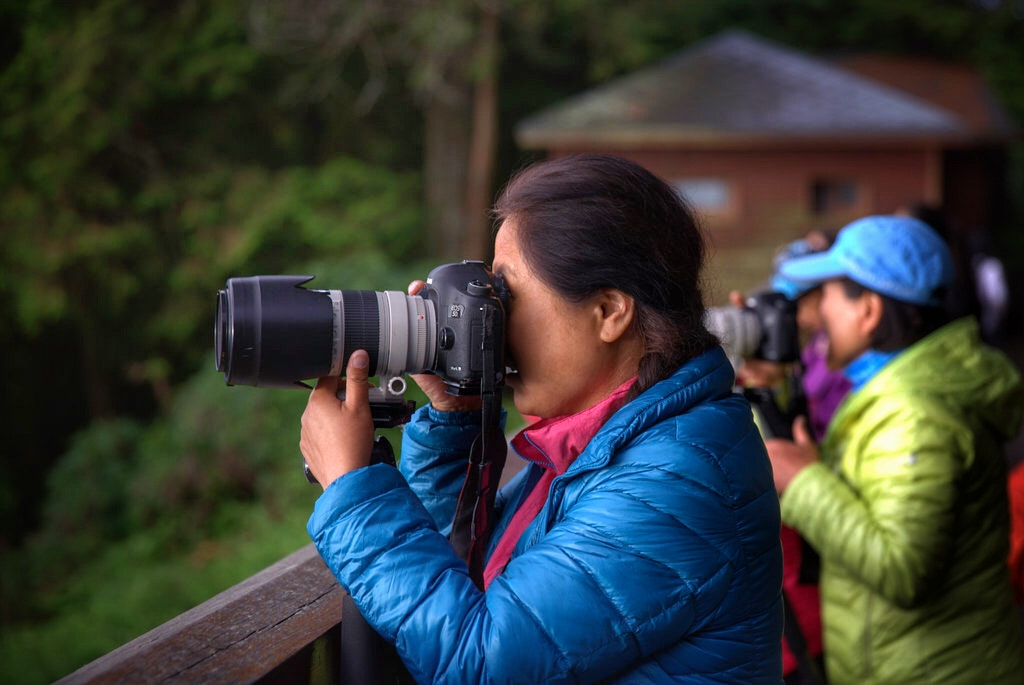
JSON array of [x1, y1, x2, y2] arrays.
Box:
[[673, 178, 735, 216], [811, 179, 861, 215]]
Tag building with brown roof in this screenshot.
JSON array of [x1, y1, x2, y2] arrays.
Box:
[[515, 30, 1016, 301]]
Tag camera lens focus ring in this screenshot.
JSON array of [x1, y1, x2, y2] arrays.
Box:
[[341, 291, 380, 374]]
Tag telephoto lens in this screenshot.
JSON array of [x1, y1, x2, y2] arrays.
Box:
[[215, 275, 437, 388], [704, 291, 799, 366], [704, 304, 764, 363]]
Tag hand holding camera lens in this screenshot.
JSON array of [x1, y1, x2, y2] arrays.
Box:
[[299, 350, 375, 490], [763, 415, 818, 495]]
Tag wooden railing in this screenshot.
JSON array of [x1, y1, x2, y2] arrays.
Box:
[[55, 544, 351, 684]]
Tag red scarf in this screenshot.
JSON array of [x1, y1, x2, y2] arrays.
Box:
[[482, 378, 635, 588]]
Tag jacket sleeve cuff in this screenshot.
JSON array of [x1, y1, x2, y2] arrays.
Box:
[[311, 462, 408, 525], [307, 463, 436, 583], [779, 461, 837, 542]]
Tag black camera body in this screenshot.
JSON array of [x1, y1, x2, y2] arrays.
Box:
[[705, 290, 801, 365], [419, 260, 507, 395], [215, 260, 507, 398]]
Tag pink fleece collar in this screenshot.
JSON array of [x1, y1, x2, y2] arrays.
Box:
[[511, 377, 636, 473], [483, 378, 636, 589]]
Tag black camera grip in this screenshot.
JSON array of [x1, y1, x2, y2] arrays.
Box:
[[302, 435, 396, 485]]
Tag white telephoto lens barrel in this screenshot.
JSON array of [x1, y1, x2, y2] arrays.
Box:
[[705, 306, 763, 362], [377, 291, 437, 377]]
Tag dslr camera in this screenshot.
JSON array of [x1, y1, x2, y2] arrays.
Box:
[[215, 260, 507, 424], [705, 291, 800, 365], [706, 291, 804, 441]]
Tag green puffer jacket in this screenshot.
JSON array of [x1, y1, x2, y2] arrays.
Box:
[[781, 318, 1024, 684]]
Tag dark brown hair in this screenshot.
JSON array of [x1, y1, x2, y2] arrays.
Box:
[[492, 154, 717, 399]]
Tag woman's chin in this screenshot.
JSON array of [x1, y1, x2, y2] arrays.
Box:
[[504, 376, 531, 414]]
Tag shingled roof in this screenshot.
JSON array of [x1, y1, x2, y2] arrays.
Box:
[[837, 53, 1017, 140], [516, 30, 1003, 149]]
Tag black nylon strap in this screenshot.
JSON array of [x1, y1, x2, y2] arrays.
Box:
[[449, 304, 507, 589]]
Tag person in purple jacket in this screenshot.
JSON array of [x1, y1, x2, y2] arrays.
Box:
[[727, 234, 850, 684], [770, 235, 852, 443], [768, 236, 852, 684], [300, 154, 783, 683]]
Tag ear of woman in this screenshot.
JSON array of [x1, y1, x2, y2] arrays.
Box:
[[858, 291, 885, 339], [594, 289, 636, 343]]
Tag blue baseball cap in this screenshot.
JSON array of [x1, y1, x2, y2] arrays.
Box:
[[770, 238, 817, 300], [776, 215, 954, 306]]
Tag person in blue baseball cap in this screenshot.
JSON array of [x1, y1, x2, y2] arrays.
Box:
[[780, 213, 954, 306], [764, 214, 1024, 684]]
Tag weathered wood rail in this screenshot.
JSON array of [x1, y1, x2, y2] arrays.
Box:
[[55, 544, 352, 684]]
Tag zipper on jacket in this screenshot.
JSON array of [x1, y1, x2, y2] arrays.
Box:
[[862, 592, 873, 677]]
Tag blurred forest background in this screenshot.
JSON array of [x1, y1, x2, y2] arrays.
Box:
[[1, 0, 1023, 681]]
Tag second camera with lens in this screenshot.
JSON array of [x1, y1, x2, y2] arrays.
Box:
[[705, 291, 800, 365]]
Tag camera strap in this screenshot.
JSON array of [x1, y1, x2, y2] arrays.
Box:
[[450, 303, 507, 590]]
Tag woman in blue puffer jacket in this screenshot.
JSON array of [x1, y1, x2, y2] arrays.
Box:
[[301, 154, 784, 683]]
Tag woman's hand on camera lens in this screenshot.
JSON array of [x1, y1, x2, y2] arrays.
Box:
[[299, 350, 375, 489]]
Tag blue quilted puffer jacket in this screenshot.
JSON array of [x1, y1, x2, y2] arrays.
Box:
[[309, 346, 784, 683]]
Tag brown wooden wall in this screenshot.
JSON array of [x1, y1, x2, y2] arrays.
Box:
[[544, 145, 970, 303]]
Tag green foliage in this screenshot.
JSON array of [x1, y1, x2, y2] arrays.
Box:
[[1, 1, 1021, 682], [31, 419, 144, 564], [0, 0, 430, 549], [0, 352, 315, 681], [0, 499, 313, 685], [0, 0, 252, 323], [147, 158, 424, 374], [0, 0, 429, 424]]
